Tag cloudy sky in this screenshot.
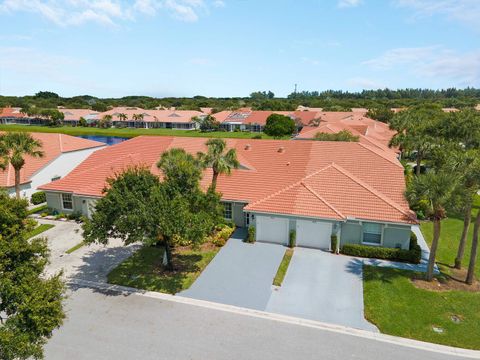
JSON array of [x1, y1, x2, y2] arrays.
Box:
[[0, 0, 479, 97]]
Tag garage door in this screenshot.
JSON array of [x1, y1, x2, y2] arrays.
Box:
[[296, 220, 332, 250], [256, 216, 289, 245]]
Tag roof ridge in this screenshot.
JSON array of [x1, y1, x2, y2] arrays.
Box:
[[328, 163, 412, 218], [245, 163, 334, 209], [300, 182, 345, 219]]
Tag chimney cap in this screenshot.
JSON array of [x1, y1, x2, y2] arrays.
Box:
[[278, 146, 285, 153]]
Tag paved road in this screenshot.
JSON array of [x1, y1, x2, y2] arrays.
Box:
[[181, 230, 285, 310], [266, 248, 378, 331], [45, 286, 468, 360]]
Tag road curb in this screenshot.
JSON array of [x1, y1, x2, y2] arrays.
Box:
[[69, 278, 480, 359]]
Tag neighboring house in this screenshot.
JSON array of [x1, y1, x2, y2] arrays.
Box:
[[99, 107, 206, 129], [213, 110, 322, 132], [0, 107, 28, 124], [0, 132, 105, 200], [39, 136, 416, 251], [60, 109, 100, 126], [296, 112, 397, 154]]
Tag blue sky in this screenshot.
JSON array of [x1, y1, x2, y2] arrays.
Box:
[[0, 0, 479, 97]]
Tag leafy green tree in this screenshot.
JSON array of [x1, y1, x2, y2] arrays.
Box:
[[193, 115, 220, 132], [132, 113, 144, 124], [313, 130, 359, 142], [389, 105, 444, 175], [0, 132, 44, 198], [78, 117, 88, 127], [263, 114, 296, 137], [98, 114, 113, 128], [197, 139, 240, 191], [0, 191, 65, 360], [116, 113, 127, 123], [39, 109, 64, 126], [34, 91, 59, 99], [366, 106, 394, 123], [406, 171, 458, 281], [83, 150, 222, 270]]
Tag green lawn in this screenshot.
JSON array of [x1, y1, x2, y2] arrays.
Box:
[[25, 223, 54, 239], [107, 245, 219, 294], [363, 266, 480, 349], [27, 204, 48, 215], [420, 195, 480, 279], [0, 124, 278, 140], [273, 248, 293, 286], [66, 241, 85, 254]]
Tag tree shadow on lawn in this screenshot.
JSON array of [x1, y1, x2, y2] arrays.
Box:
[[67, 243, 141, 297], [361, 264, 415, 285]]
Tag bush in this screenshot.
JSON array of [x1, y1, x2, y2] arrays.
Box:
[[246, 226, 255, 243], [30, 191, 46, 205], [210, 224, 235, 247], [40, 212, 48, 217], [341, 240, 421, 264], [54, 213, 66, 220], [289, 230, 296, 248], [67, 211, 83, 221], [252, 134, 262, 139], [263, 114, 296, 137], [331, 235, 338, 254]]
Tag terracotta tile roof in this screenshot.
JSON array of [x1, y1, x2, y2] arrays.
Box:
[[0, 132, 104, 187], [297, 112, 397, 153], [39, 136, 412, 224], [0, 107, 27, 118], [213, 110, 321, 126], [245, 163, 416, 224], [99, 107, 205, 123], [60, 109, 99, 121]]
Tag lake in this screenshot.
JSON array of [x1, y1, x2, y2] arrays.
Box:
[[76, 135, 129, 146]]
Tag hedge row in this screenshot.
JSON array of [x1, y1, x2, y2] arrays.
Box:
[[341, 233, 421, 264]]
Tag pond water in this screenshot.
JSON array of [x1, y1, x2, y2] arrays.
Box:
[[76, 135, 129, 146]]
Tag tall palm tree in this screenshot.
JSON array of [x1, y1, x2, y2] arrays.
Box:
[[197, 138, 239, 191], [0, 132, 44, 198], [117, 113, 127, 122], [406, 171, 458, 281], [466, 209, 480, 285]]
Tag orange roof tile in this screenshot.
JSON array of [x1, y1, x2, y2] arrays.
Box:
[[39, 136, 412, 225], [0, 132, 104, 187]]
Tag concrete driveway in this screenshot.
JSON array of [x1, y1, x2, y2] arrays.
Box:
[[266, 248, 378, 332], [181, 229, 285, 310], [39, 219, 140, 283]]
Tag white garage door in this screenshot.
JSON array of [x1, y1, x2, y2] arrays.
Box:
[[296, 220, 332, 250], [256, 216, 289, 245]]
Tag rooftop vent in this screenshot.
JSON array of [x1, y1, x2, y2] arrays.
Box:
[[244, 144, 251, 150], [278, 146, 285, 153]]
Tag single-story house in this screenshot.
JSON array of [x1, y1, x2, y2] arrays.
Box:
[[0, 132, 105, 200], [39, 136, 416, 251], [296, 112, 398, 155]]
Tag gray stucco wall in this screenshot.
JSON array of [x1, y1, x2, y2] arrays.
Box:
[[340, 222, 362, 246], [383, 226, 411, 250], [340, 220, 411, 249], [45, 191, 98, 217]]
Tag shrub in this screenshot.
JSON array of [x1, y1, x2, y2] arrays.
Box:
[[341, 242, 421, 264], [54, 213, 66, 220], [288, 230, 296, 248], [67, 211, 83, 221], [246, 226, 255, 243], [331, 235, 338, 254], [40, 212, 48, 217], [252, 134, 262, 139], [30, 191, 46, 205], [211, 225, 235, 247]]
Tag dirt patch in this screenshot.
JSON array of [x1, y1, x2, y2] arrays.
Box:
[[411, 268, 480, 292]]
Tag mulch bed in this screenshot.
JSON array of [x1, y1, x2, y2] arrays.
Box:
[[411, 267, 480, 292]]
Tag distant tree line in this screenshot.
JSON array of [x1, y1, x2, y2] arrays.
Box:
[[1, 88, 479, 114]]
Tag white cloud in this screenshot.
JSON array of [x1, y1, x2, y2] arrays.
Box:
[[0, 0, 222, 26], [394, 0, 480, 29], [338, 0, 362, 8], [363, 46, 480, 86]]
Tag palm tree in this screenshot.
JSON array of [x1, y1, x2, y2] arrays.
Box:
[[132, 113, 144, 127], [406, 171, 458, 281], [466, 209, 480, 285], [117, 113, 127, 122], [0, 132, 44, 199], [197, 139, 239, 191]]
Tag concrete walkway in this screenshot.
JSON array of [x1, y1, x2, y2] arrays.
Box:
[[39, 219, 140, 282], [181, 229, 285, 310], [266, 248, 378, 332]]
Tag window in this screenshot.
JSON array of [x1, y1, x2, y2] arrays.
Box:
[[362, 223, 382, 245], [244, 212, 250, 226], [62, 193, 73, 210], [222, 202, 232, 220]]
